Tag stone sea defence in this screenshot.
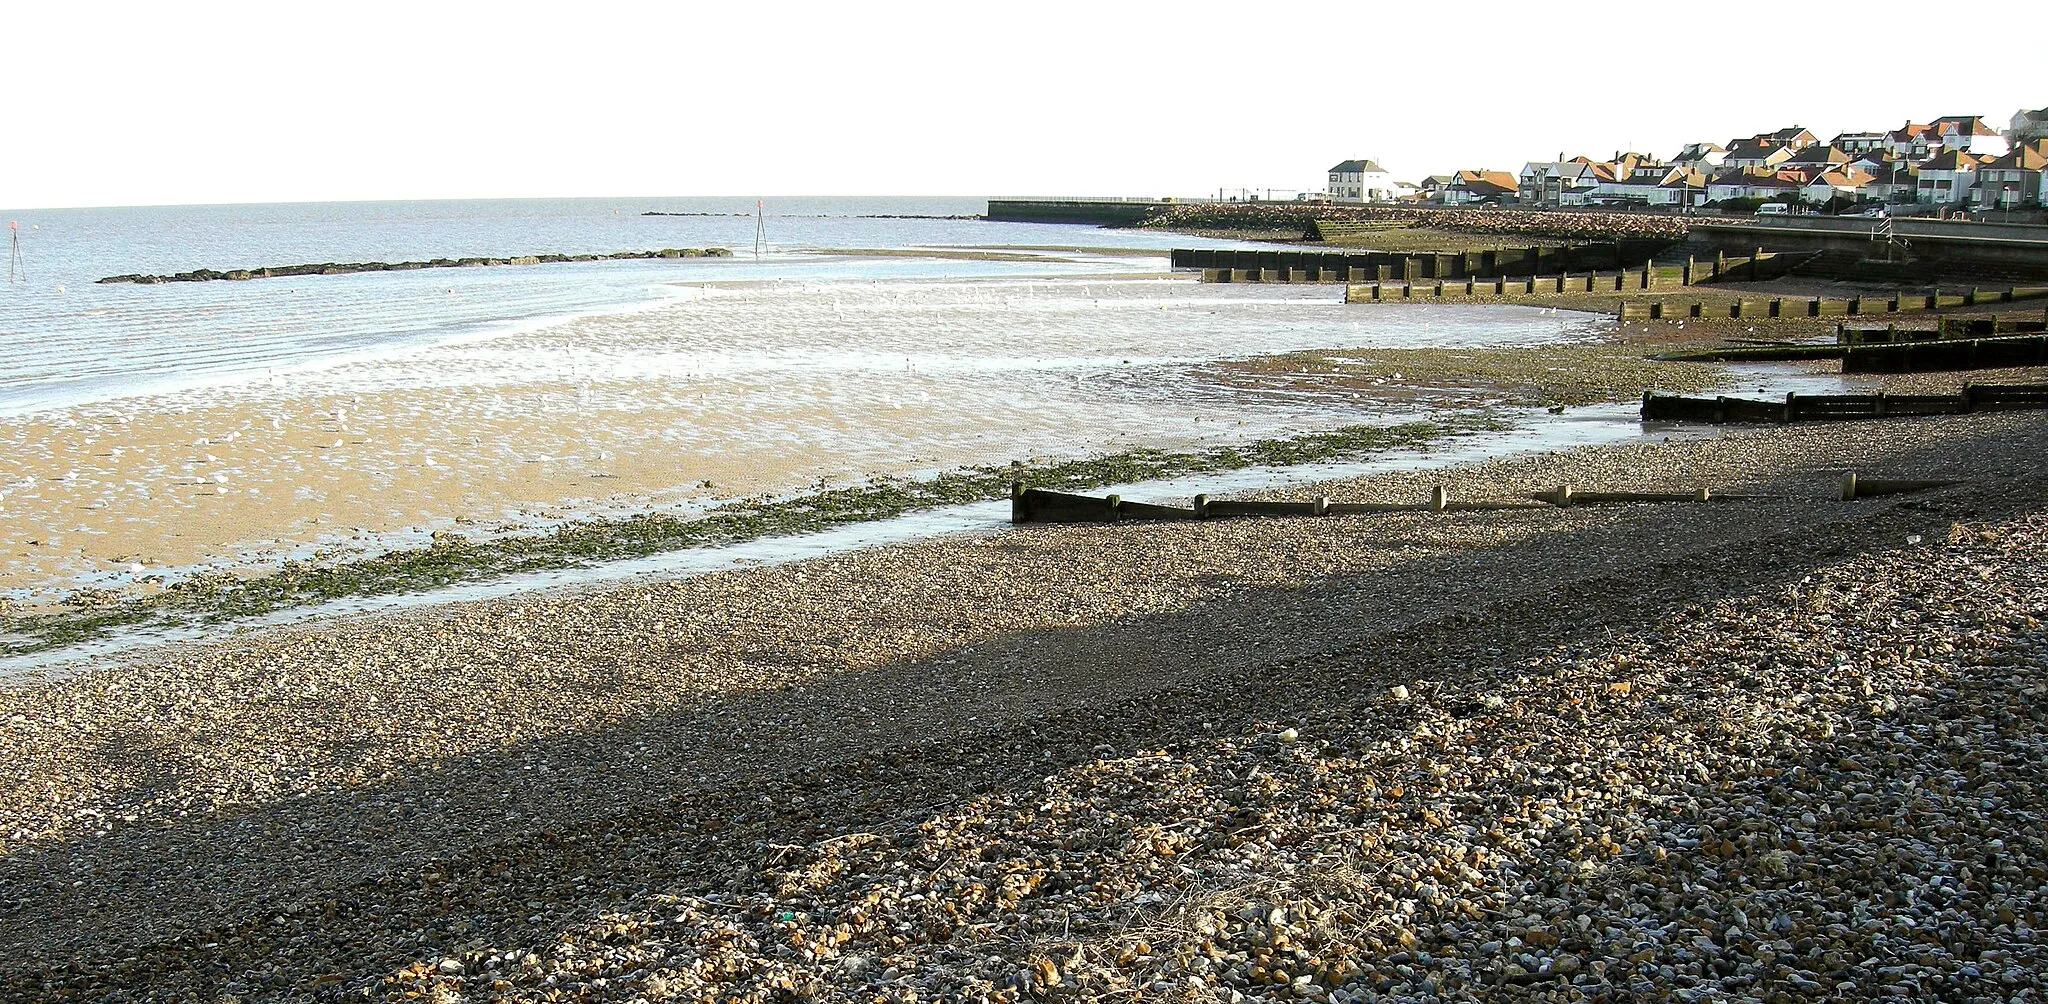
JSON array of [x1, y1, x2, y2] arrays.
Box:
[[1142, 202, 1692, 242], [97, 247, 732, 284]]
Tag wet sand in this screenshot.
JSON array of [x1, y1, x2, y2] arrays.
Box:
[[0, 278, 1602, 601]]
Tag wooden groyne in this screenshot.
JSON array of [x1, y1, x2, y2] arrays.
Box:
[[98, 247, 734, 284], [1009, 473, 1951, 526], [1175, 240, 1677, 282], [1658, 332, 2048, 373], [1619, 286, 2048, 322], [1641, 383, 2048, 424]]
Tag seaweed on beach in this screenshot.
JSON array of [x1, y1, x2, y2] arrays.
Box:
[[0, 413, 1509, 657]]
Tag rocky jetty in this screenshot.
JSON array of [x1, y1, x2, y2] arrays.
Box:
[[97, 247, 732, 284]]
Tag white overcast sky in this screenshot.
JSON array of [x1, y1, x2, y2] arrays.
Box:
[[3, 1, 2045, 210]]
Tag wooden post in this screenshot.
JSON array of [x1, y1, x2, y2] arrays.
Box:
[[1642, 261, 1655, 289], [1010, 477, 1026, 524], [1314, 495, 1330, 516], [1783, 391, 1796, 423], [1193, 493, 1209, 519], [1431, 485, 1448, 511], [1750, 246, 1764, 281], [1105, 494, 1121, 519], [1682, 255, 1694, 286], [1713, 251, 1725, 280]]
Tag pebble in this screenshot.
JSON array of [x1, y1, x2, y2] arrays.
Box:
[[3, 412, 2047, 1000]]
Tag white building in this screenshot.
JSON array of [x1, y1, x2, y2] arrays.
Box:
[[1916, 150, 1981, 204], [1801, 167, 1874, 204], [1327, 160, 1396, 202], [1930, 116, 2008, 158]]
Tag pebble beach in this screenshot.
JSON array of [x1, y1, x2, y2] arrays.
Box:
[[5, 409, 2046, 1001]]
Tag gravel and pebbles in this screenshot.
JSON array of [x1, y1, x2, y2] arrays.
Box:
[[3, 412, 2047, 1002]]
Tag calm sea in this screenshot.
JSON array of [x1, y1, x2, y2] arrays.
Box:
[[0, 196, 1235, 415]]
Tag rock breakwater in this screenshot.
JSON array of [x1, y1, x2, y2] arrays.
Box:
[[97, 247, 732, 284], [1144, 203, 1690, 242]]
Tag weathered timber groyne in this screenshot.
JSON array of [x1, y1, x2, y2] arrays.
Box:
[[1009, 472, 1950, 525], [1642, 383, 2048, 423], [98, 247, 733, 284]]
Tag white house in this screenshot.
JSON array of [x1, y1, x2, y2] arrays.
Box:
[[1929, 116, 2008, 157], [1721, 140, 1796, 172], [1885, 122, 1934, 160], [1652, 167, 1710, 207], [1915, 150, 1981, 204], [1831, 131, 1889, 154], [1801, 167, 1874, 204], [1328, 160, 1396, 202]]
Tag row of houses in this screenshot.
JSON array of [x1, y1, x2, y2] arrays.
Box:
[[1326, 106, 2048, 211]]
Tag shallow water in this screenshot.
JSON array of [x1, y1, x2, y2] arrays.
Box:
[[0, 196, 1265, 415]]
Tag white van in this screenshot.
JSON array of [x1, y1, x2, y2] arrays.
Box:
[[1755, 204, 1790, 216]]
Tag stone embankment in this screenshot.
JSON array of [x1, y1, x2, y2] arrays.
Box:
[[1143, 203, 1691, 242], [3, 414, 2047, 1001], [97, 247, 732, 284]]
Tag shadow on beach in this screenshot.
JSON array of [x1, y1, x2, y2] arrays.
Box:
[[3, 417, 2045, 999]]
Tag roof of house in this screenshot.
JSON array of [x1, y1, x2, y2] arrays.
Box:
[[1887, 122, 1931, 142], [1754, 126, 1816, 144], [1657, 167, 1708, 188], [1454, 170, 1518, 195], [1932, 116, 1998, 136], [1980, 147, 2048, 172], [1784, 145, 1851, 166], [1921, 150, 1983, 171], [1808, 167, 1875, 189], [1677, 141, 1727, 156], [1724, 139, 1789, 159], [1329, 160, 1387, 174]]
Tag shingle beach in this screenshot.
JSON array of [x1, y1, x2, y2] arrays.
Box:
[[4, 410, 2045, 1001]]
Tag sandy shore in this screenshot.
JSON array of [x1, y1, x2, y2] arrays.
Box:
[[9, 276, 1488, 601], [3, 410, 2046, 999]]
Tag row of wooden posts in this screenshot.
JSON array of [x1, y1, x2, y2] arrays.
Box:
[[1640, 383, 2048, 423], [1619, 287, 2048, 321], [1213, 254, 1784, 289], [1839, 313, 2048, 344], [1009, 475, 1952, 525]]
